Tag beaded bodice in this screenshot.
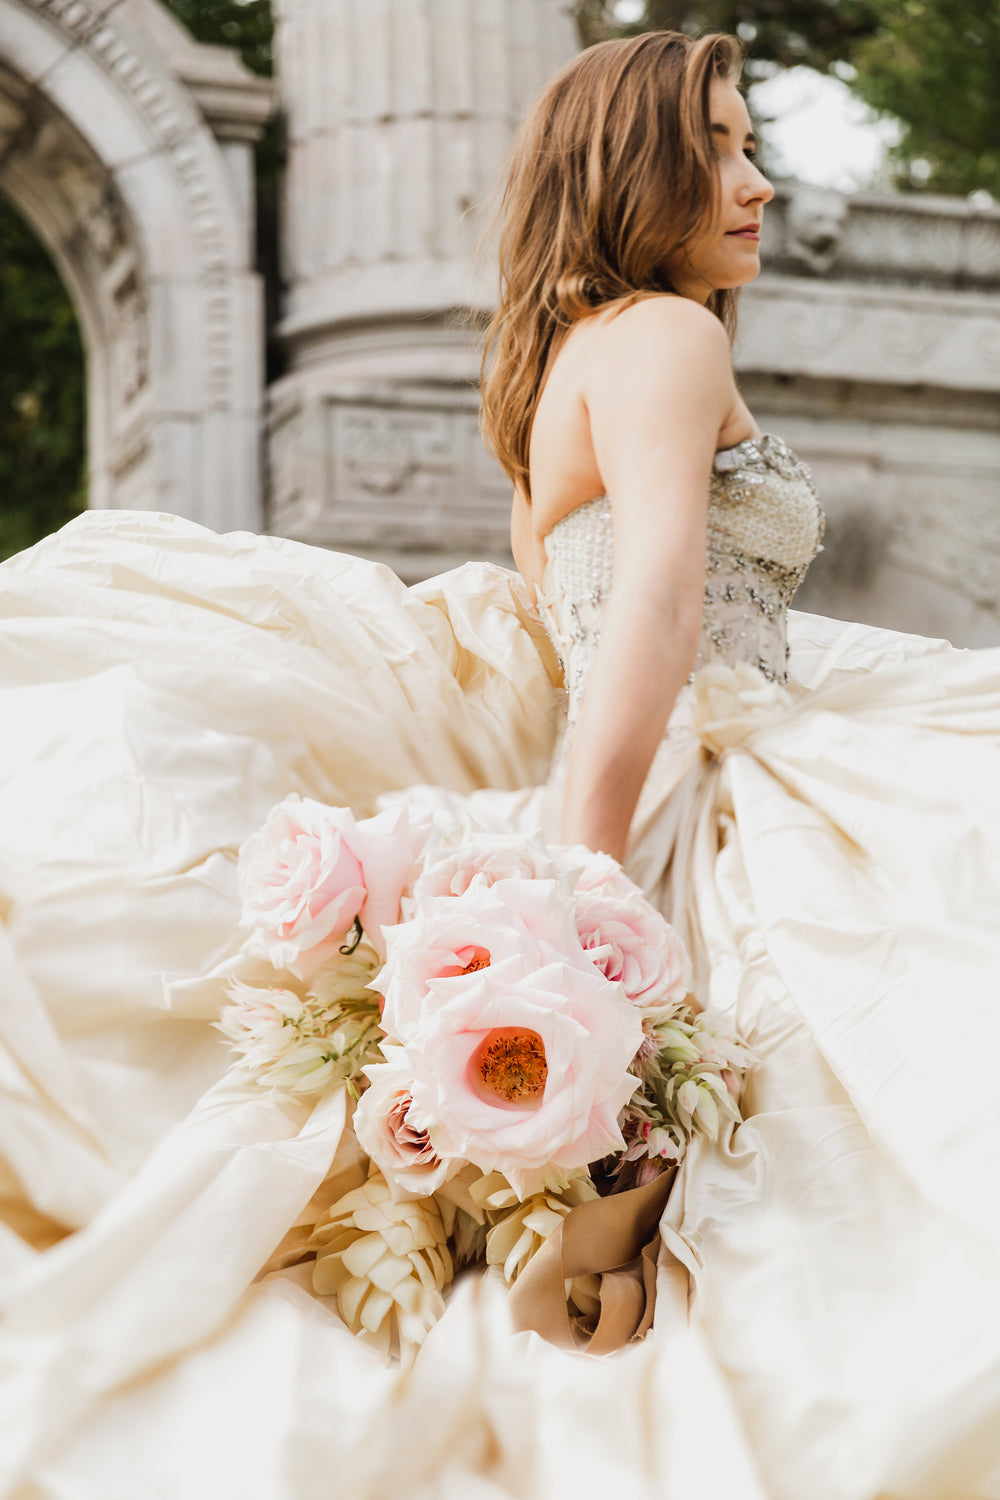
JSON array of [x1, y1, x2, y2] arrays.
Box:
[[535, 434, 825, 727]]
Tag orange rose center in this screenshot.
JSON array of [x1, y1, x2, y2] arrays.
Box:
[[438, 944, 492, 978], [474, 1028, 548, 1105]]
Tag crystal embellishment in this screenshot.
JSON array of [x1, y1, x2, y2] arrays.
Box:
[[535, 434, 826, 736]]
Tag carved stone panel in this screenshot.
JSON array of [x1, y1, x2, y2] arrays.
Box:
[[268, 389, 512, 575], [888, 473, 1000, 613], [751, 398, 1000, 647], [112, 270, 149, 407], [740, 278, 1000, 393]]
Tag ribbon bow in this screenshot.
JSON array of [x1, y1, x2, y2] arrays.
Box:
[[507, 1170, 677, 1355]]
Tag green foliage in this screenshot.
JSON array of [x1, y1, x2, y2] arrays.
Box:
[[576, 1, 883, 71], [0, 197, 86, 562], [851, 1, 1000, 197], [576, 0, 1000, 198], [161, 0, 274, 77]]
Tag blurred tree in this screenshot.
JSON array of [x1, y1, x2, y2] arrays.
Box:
[[0, 200, 86, 562], [576, 1, 883, 71], [576, 0, 1000, 198], [851, 0, 1000, 197], [162, 0, 274, 75]]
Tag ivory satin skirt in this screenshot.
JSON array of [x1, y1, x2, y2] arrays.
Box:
[[1, 509, 999, 1500]]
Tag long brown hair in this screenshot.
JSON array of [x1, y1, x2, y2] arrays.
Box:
[[480, 31, 743, 498]]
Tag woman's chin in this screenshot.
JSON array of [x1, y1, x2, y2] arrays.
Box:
[[716, 258, 762, 292]]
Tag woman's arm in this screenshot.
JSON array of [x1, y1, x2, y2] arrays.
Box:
[[559, 297, 737, 860]]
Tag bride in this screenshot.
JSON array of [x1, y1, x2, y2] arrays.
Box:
[[1, 28, 999, 1500]]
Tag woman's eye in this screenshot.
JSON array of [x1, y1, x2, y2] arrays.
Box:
[[743, 148, 757, 161]]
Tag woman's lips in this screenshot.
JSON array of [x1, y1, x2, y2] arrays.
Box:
[[726, 227, 760, 239]]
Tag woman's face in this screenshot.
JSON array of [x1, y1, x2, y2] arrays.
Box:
[[667, 76, 774, 303]]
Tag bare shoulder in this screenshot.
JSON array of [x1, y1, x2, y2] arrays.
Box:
[[581, 295, 735, 420], [590, 294, 731, 370], [607, 292, 728, 336]]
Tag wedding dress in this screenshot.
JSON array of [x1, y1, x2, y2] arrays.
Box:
[[1, 433, 999, 1500]]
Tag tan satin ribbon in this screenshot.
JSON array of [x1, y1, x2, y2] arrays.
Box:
[[507, 1168, 678, 1355]]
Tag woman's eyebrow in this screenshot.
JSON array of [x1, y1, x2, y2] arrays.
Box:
[[711, 123, 757, 145]]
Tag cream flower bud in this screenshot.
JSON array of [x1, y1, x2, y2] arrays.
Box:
[[217, 942, 383, 1098], [469, 1169, 597, 1284], [310, 1172, 453, 1365]]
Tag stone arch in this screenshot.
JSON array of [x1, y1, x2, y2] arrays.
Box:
[[0, 0, 271, 527]]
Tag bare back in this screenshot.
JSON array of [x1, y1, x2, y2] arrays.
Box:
[[510, 297, 759, 601]]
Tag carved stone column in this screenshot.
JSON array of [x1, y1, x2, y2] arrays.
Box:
[[267, 0, 578, 577]]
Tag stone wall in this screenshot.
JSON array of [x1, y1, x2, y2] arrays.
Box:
[[265, 9, 1000, 647], [743, 185, 1000, 645]]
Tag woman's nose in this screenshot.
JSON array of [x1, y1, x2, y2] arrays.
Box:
[[741, 165, 774, 206]]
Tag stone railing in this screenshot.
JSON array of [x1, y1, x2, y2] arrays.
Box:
[[762, 181, 1000, 291]]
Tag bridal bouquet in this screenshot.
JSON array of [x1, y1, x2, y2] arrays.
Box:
[[219, 795, 752, 1361]]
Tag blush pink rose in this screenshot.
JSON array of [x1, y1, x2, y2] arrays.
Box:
[[344, 803, 432, 953], [353, 1045, 456, 1201], [412, 832, 561, 901], [551, 843, 643, 902], [376, 875, 591, 1044], [238, 798, 366, 978], [573, 887, 692, 1010], [402, 954, 642, 1199], [238, 797, 427, 977]]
